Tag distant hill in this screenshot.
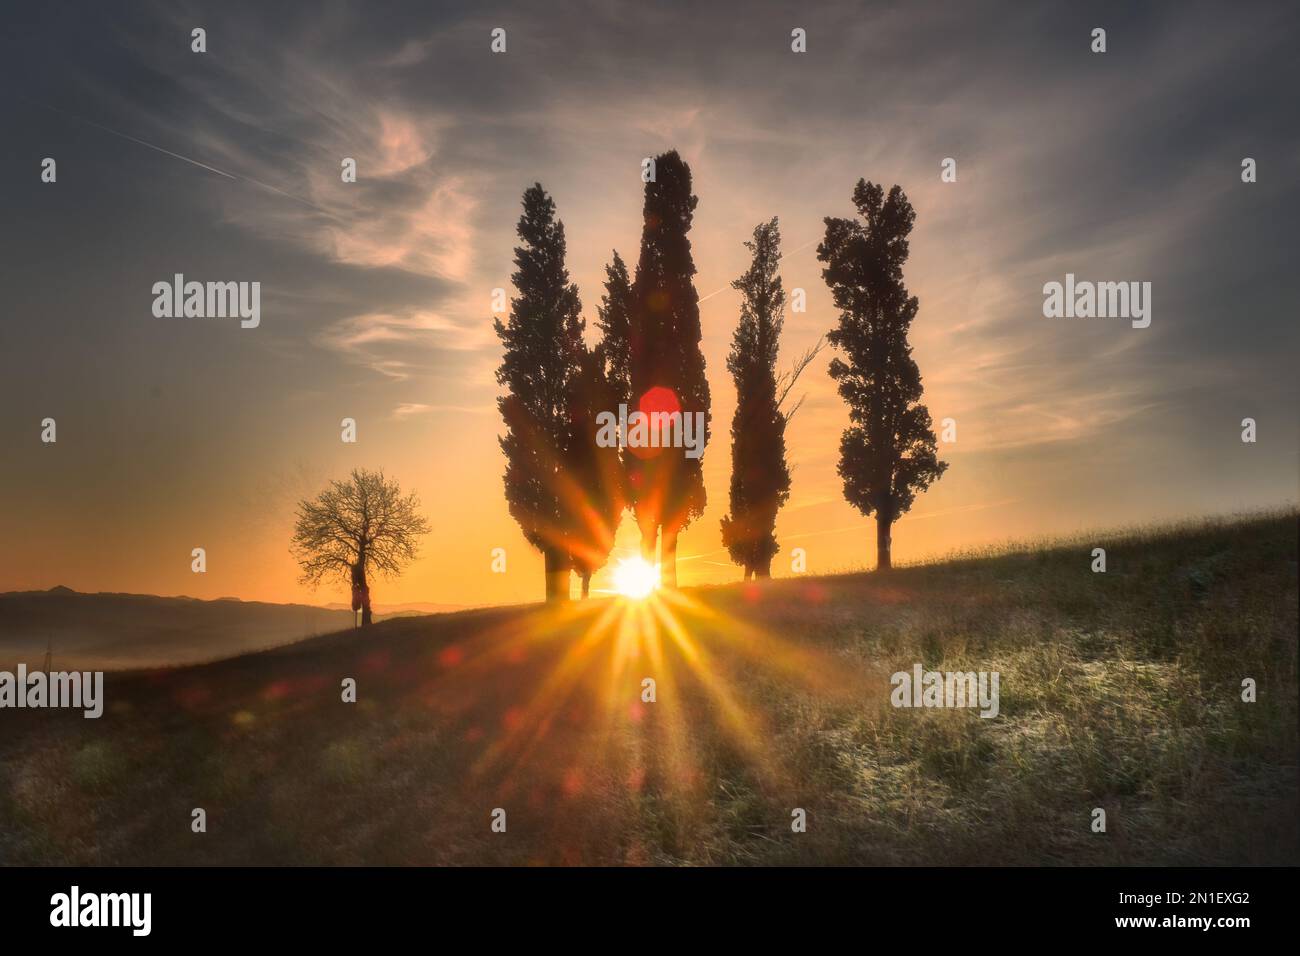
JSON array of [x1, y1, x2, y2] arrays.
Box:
[[0, 587, 360, 670], [323, 601, 467, 617]]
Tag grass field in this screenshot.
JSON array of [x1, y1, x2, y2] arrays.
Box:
[[1, 511, 1295, 865]]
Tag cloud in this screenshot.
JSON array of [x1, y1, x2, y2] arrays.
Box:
[[8, 0, 1294, 606], [318, 308, 495, 380], [391, 402, 431, 419], [98, 4, 480, 289], [325, 176, 478, 281]]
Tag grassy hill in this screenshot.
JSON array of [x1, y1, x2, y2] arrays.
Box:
[[1, 512, 1295, 865], [0, 588, 357, 670]]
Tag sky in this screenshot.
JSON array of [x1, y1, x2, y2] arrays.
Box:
[[2, 0, 1297, 608]]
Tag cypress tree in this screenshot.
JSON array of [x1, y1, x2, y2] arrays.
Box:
[[627, 150, 710, 587], [564, 343, 629, 597], [817, 181, 947, 570], [720, 217, 791, 579], [494, 183, 585, 600], [596, 251, 633, 409]]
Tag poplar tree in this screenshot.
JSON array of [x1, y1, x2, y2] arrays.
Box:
[[720, 218, 791, 579], [626, 150, 710, 587], [817, 181, 947, 570], [596, 251, 633, 409], [495, 183, 586, 600]]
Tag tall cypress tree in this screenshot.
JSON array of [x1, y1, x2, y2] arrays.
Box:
[[596, 251, 633, 409], [495, 183, 585, 600], [627, 150, 710, 587], [817, 181, 947, 570], [557, 250, 636, 597], [720, 218, 791, 580], [564, 343, 628, 597]]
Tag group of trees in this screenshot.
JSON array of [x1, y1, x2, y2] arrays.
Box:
[[495, 152, 948, 600], [291, 151, 949, 617], [493, 184, 614, 600], [495, 152, 711, 600]]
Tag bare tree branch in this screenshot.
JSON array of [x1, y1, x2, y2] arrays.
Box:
[[777, 336, 826, 423], [290, 469, 430, 591]]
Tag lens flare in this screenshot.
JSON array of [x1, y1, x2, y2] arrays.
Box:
[[611, 557, 660, 599]]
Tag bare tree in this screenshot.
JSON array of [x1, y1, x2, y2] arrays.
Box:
[[291, 468, 430, 626]]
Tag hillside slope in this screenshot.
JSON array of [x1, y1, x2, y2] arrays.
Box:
[[1, 513, 1295, 865], [0, 588, 357, 670]]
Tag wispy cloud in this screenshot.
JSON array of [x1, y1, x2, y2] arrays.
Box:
[[391, 402, 431, 419]]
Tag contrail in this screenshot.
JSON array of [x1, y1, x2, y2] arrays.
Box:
[[21, 97, 331, 213], [88, 122, 236, 179], [25, 99, 235, 179], [698, 237, 820, 304]]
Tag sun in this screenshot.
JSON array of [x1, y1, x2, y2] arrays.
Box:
[[611, 556, 661, 599]]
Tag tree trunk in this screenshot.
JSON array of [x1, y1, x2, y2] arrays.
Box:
[[876, 511, 893, 572], [351, 556, 372, 626], [662, 527, 678, 588], [581, 572, 591, 599], [544, 548, 570, 602], [756, 559, 771, 579], [638, 515, 658, 564]]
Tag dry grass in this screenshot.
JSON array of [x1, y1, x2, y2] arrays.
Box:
[[1, 511, 1295, 865]]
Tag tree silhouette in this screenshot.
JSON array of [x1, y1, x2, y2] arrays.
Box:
[[495, 183, 586, 601], [291, 468, 430, 626], [553, 252, 638, 598], [720, 218, 791, 580], [818, 181, 947, 570], [596, 251, 633, 409], [626, 150, 710, 587], [564, 344, 629, 597]]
